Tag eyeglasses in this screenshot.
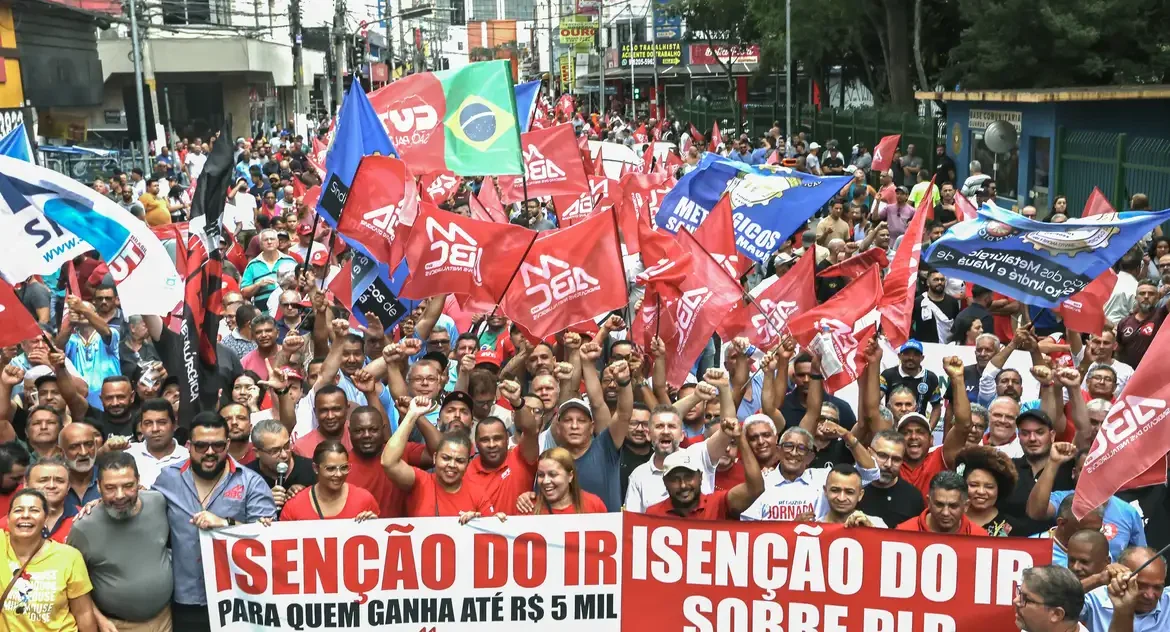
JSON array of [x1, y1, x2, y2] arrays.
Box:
[[818, 415, 839, 423], [780, 442, 811, 455], [410, 375, 440, 384], [191, 440, 229, 453], [257, 442, 292, 456], [320, 465, 350, 475], [1013, 584, 1051, 609], [429, 339, 451, 346], [1088, 375, 1115, 383]]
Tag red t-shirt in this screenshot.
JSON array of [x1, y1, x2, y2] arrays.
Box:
[[279, 484, 381, 521], [0, 491, 13, 518], [990, 292, 1016, 343], [895, 510, 988, 536], [644, 491, 731, 521], [714, 462, 747, 492], [293, 428, 353, 459], [547, 491, 608, 515], [465, 447, 538, 515], [900, 448, 948, 501], [347, 443, 426, 519], [405, 466, 492, 518]]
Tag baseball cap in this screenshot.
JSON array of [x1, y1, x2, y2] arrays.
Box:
[[663, 451, 704, 477], [475, 348, 502, 368], [309, 249, 328, 267], [442, 390, 475, 412], [808, 142, 821, 150], [773, 252, 796, 267], [896, 412, 931, 432], [895, 185, 909, 194], [296, 223, 313, 236], [422, 351, 449, 371], [276, 230, 289, 238], [1016, 409, 1054, 429], [898, 339, 924, 355], [558, 398, 593, 419]]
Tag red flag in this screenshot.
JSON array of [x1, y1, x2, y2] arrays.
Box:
[[718, 248, 817, 347], [222, 228, 248, 273], [327, 258, 354, 307], [663, 151, 684, 174], [878, 179, 933, 348], [817, 248, 890, 278], [633, 125, 648, 144], [499, 124, 590, 202], [615, 172, 671, 255], [709, 121, 723, 153], [473, 178, 509, 223], [500, 210, 628, 339], [1073, 321, 1170, 519], [0, 278, 45, 346], [291, 175, 306, 200], [302, 185, 322, 211], [337, 156, 417, 271], [1059, 269, 1119, 335], [788, 266, 884, 392], [661, 229, 743, 387], [552, 190, 595, 226], [954, 190, 979, 221], [65, 262, 82, 297], [421, 171, 461, 205], [689, 123, 702, 145], [641, 143, 655, 172], [1082, 187, 1114, 218], [635, 221, 694, 300], [871, 134, 901, 173], [693, 194, 753, 279], [766, 150, 779, 165], [400, 205, 536, 305]]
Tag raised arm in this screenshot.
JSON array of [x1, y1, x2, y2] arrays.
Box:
[[66, 295, 112, 341], [798, 354, 825, 436], [1025, 442, 1077, 520], [940, 356, 973, 467], [703, 367, 735, 424], [578, 342, 613, 433], [381, 396, 436, 489], [0, 365, 21, 442], [726, 419, 764, 513], [1056, 367, 1092, 441], [412, 294, 448, 343], [605, 359, 635, 449], [650, 336, 671, 407]]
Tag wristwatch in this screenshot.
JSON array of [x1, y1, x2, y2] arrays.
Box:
[[809, 373, 824, 381]]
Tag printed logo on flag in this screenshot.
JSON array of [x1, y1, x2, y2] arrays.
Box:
[[1084, 395, 1169, 467], [519, 254, 601, 318], [709, 253, 746, 279], [525, 146, 567, 183], [361, 202, 404, 233], [426, 173, 459, 199], [750, 298, 799, 344], [424, 217, 483, 283], [446, 95, 515, 152], [561, 193, 594, 222], [386, 101, 439, 136], [676, 287, 712, 346]]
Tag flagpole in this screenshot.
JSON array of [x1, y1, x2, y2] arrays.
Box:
[[687, 226, 790, 340], [487, 233, 540, 319]]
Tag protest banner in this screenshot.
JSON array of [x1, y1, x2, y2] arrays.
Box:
[[201, 514, 622, 631], [621, 513, 1051, 632]]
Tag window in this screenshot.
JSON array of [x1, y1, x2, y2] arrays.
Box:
[[470, 0, 495, 19], [162, 0, 232, 25], [971, 131, 1019, 202], [449, 0, 465, 24], [502, 0, 534, 20]]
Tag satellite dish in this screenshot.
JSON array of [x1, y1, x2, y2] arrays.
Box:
[[984, 120, 1018, 154]]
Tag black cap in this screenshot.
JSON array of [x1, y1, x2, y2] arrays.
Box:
[[422, 350, 449, 371], [441, 390, 474, 411], [1016, 409, 1054, 429]]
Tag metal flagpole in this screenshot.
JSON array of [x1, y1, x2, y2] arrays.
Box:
[[784, 0, 792, 138], [128, 0, 150, 172]]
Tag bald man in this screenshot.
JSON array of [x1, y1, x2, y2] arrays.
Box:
[[1081, 546, 1169, 632], [1066, 529, 1126, 593]]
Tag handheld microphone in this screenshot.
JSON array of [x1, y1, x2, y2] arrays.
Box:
[[275, 461, 289, 488]]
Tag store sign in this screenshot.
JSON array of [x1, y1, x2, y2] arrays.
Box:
[[619, 42, 683, 67], [968, 109, 1022, 132], [559, 17, 597, 46], [576, 0, 599, 15], [652, 0, 681, 41], [0, 108, 24, 138], [688, 44, 761, 65]]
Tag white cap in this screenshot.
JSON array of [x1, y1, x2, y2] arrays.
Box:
[[663, 451, 703, 476], [808, 142, 821, 150]]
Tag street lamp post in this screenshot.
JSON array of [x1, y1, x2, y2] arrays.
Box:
[[784, 0, 791, 140]]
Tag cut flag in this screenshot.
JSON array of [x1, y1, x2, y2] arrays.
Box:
[[500, 209, 628, 340], [817, 247, 890, 279], [1082, 187, 1113, 218], [718, 247, 817, 348], [337, 155, 418, 273], [693, 193, 754, 280], [1073, 319, 1170, 519], [871, 134, 900, 174], [367, 60, 524, 176], [788, 265, 885, 393], [879, 178, 933, 348], [0, 276, 44, 347], [1059, 269, 1118, 336], [499, 124, 590, 202]]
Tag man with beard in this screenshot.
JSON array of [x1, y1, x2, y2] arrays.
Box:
[[625, 406, 734, 513], [437, 390, 475, 435], [911, 271, 962, 344], [897, 471, 987, 534], [1081, 546, 1170, 632], [0, 443, 29, 515], [153, 412, 275, 631], [246, 419, 315, 513], [896, 357, 977, 499], [69, 451, 173, 630], [221, 402, 256, 465], [1002, 409, 1076, 537], [127, 398, 189, 488], [856, 430, 924, 528], [620, 403, 653, 502], [646, 420, 764, 520], [241, 315, 281, 380], [348, 404, 429, 518], [81, 376, 138, 439], [820, 464, 886, 527], [60, 422, 101, 510]]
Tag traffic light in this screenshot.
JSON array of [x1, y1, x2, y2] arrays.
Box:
[[633, 87, 641, 99]]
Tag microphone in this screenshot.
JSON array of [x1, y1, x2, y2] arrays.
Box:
[[275, 461, 289, 488]]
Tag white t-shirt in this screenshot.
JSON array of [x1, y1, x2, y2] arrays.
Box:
[[224, 194, 257, 231], [185, 153, 208, 181], [741, 464, 881, 521], [290, 241, 327, 263], [625, 442, 717, 513]]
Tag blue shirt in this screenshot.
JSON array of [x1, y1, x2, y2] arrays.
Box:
[[336, 373, 401, 433], [152, 458, 276, 605], [735, 372, 766, 421], [65, 470, 101, 515], [572, 428, 622, 511], [1048, 491, 1146, 560], [1081, 585, 1170, 632], [65, 329, 121, 411]]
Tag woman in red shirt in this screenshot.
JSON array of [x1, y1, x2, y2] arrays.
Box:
[[279, 441, 380, 521], [533, 448, 607, 515], [382, 396, 498, 522]]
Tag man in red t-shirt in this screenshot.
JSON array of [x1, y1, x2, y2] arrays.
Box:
[[896, 471, 988, 535], [645, 422, 763, 520], [897, 357, 977, 500], [346, 406, 429, 518], [462, 386, 541, 514]]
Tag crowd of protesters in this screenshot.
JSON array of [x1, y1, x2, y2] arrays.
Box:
[[0, 106, 1167, 632]]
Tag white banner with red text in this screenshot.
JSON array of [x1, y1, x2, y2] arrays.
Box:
[[201, 513, 1050, 631]]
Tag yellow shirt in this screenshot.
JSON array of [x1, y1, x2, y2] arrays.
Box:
[[0, 532, 92, 632], [138, 193, 172, 227]]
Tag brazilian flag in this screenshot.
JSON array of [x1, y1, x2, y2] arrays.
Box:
[[373, 60, 524, 176]]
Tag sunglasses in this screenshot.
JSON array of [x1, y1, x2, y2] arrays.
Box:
[[191, 440, 229, 452]]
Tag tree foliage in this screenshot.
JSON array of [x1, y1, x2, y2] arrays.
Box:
[[665, 0, 761, 96]]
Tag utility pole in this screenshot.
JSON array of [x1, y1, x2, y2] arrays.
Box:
[[323, 26, 334, 116], [333, 0, 347, 113], [784, 0, 791, 140], [649, 5, 658, 119], [628, 16, 634, 120], [597, 0, 605, 119], [127, 0, 149, 171], [291, 0, 304, 135], [547, 0, 555, 98], [163, 86, 175, 145]]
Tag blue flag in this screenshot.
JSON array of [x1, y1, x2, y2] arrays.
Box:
[[313, 82, 406, 331], [514, 80, 542, 133], [0, 124, 33, 163], [655, 153, 852, 262], [924, 204, 1170, 308]]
